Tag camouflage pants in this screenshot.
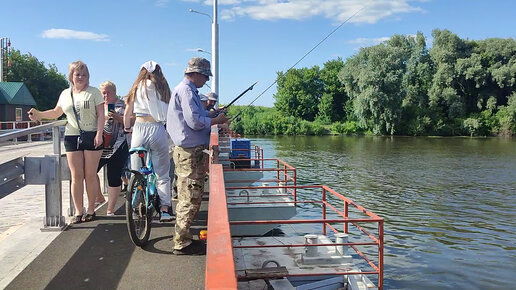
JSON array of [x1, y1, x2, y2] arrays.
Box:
[[173, 145, 207, 250]]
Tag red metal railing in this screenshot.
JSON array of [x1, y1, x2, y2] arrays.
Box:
[[206, 126, 384, 289], [225, 158, 297, 203], [227, 184, 384, 289]]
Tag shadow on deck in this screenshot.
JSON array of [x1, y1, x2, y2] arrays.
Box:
[[5, 197, 208, 290]]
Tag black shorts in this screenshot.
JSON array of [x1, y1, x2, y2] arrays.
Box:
[[64, 132, 103, 152], [97, 141, 129, 187]]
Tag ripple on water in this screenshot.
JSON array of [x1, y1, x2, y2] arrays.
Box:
[[252, 136, 516, 289]]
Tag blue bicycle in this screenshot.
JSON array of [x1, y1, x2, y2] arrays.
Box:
[[126, 147, 160, 246]]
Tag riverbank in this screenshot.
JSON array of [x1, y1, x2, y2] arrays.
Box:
[[227, 105, 516, 137]]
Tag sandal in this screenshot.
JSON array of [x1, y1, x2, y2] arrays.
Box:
[[72, 215, 83, 224], [82, 212, 96, 222]]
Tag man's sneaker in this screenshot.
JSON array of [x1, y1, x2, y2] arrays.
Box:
[[159, 211, 175, 222], [172, 240, 206, 255]]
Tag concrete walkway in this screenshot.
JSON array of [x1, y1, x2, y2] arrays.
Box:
[[3, 198, 208, 290], [0, 140, 207, 289]]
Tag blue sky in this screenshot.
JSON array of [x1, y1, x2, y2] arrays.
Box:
[[2, 0, 516, 107]]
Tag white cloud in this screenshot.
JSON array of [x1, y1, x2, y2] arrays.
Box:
[[215, 0, 424, 23], [347, 37, 390, 47], [41, 29, 109, 41]]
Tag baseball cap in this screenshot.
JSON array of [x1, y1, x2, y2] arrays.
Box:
[[141, 60, 158, 73], [184, 57, 212, 77], [207, 92, 218, 101], [200, 94, 208, 102]]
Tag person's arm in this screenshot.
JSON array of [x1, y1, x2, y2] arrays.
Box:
[[210, 112, 229, 126], [180, 88, 211, 130], [109, 109, 124, 124], [94, 103, 105, 148], [124, 99, 134, 132], [28, 106, 63, 121]]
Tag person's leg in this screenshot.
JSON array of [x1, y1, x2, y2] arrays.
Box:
[[149, 125, 171, 212], [106, 143, 128, 214], [129, 122, 145, 172], [95, 157, 108, 204], [66, 151, 85, 216], [169, 143, 178, 199], [173, 146, 206, 251], [121, 172, 129, 192], [84, 150, 103, 215]]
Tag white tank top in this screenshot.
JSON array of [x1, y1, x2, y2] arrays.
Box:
[[133, 80, 168, 122]]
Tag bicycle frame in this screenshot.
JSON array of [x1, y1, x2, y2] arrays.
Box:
[[129, 147, 158, 213]]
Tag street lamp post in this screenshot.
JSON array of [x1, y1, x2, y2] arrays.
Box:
[[189, 0, 219, 100], [212, 0, 219, 100]]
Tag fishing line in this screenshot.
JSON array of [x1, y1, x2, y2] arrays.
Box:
[[232, 5, 366, 119]]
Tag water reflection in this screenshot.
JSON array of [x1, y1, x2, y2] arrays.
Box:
[[250, 136, 516, 289]]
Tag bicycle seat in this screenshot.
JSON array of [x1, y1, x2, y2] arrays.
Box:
[[129, 147, 148, 154]]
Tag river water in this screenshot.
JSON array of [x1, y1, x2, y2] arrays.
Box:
[[249, 136, 516, 290]]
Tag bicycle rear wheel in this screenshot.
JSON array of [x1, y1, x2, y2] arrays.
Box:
[[126, 174, 152, 247]]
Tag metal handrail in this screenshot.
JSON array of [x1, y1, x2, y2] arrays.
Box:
[[206, 126, 238, 289], [0, 120, 67, 143]]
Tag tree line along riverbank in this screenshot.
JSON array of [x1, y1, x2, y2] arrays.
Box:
[[229, 29, 516, 137]]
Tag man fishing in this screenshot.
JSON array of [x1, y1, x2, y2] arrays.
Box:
[[167, 57, 229, 255], [206, 92, 217, 111]]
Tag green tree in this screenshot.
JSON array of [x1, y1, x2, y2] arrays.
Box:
[[428, 29, 476, 134], [7, 49, 68, 111], [317, 58, 348, 123], [339, 41, 406, 135], [400, 32, 434, 135], [274, 66, 323, 121]]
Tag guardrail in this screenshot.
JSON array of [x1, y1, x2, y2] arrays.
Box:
[[0, 120, 70, 231], [205, 126, 238, 289], [0, 120, 53, 143]]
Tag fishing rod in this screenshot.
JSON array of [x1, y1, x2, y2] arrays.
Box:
[[231, 6, 366, 121], [211, 81, 258, 117], [224, 81, 258, 109]]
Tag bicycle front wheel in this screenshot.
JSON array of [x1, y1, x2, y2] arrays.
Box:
[[126, 174, 152, 247]]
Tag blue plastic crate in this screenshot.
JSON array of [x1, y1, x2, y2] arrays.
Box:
[[231, 138, 251, 159], [231, 138, 251, 149]]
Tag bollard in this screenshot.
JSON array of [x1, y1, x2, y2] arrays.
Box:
[[335, 233, 349, 255], [279, 181, 285, 194], [262, 182, 269, 194], [304, 234, 319, 257]]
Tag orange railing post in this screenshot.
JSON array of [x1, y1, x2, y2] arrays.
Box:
[[322, 186, 327, 235], [344, 201, 349, 233], [378, 219, 384, 290]]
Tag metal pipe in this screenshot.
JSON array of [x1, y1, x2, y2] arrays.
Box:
[[233, 242, 377, 249], [212, 0, 219, 100], [0, 120, 67, 142], [230, 218, 383, 225]]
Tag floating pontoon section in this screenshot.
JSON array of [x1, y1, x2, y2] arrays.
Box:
[[206, 127, 384, 289]]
